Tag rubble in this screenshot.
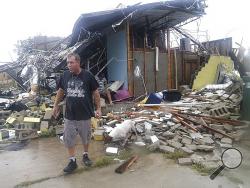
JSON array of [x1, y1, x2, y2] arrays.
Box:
[[178, 158, 192, 165], [0, 45, 248, 174]]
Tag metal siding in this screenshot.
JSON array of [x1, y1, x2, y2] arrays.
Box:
[[107, 30, 128, 88]]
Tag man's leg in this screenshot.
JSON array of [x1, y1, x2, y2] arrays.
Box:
[[63, 119, 78, 173], [77, 119, 92, 166], [83, 144, 89, 153], [68, 147, 76, 157]]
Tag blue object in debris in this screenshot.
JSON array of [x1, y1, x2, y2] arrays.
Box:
[[146, 93, 162, 104]]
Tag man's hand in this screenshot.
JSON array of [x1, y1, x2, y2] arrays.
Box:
[[95, 108, 102, 118], [52, 105, 61, 119]]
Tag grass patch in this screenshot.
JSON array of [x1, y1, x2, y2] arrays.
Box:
[[118, 149, 133, 160], [14, 175, 60, 188], [191, 163, 216, 175], [39, 128, 56, 138], [163, 151, 189, 160], [94, 156, 115, 168]]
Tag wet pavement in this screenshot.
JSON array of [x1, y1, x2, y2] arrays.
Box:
[[0, 131, 250, 188]]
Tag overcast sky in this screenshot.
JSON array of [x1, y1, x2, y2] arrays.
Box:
[[0, 0, 249, 62]]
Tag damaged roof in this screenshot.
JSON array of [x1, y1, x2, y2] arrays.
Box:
[[70, 0, 206, 46]]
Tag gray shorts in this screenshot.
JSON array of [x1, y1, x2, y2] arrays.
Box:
[[63, 119, 91, 148]]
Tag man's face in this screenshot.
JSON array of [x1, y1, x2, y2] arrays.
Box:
[[67, 56, 80, 73]]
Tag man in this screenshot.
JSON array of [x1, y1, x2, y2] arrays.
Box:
[[53, 52, 101, 173], [95, 73, 112, 104]]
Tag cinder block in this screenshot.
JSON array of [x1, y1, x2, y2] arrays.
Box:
[[178, 158, 192, 165]]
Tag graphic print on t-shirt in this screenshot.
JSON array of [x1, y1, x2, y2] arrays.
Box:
[[67, 78, 85, 98]]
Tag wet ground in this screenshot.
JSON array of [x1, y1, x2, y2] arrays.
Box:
[[0, 129, 250, 188]]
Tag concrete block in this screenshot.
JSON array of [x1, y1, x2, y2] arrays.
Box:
[[191, 154, 205, 164], [210, 124, 224, 130], [221, 137, 233, 144], [0, 130, 9, 140], [201, 161, 220, 169], [55, 124, 64, 135], [197, 145, 215, 152], [180, 147, 194, 154], [147, 120, 161, 126], [159, 140, 167, 145], [205, 154, 220, 162], [159, 145, 175, 153], [166, 121, 176, 126], [185, 144, 197, 151], [214, 133, 224, 139], [178, 158, 192, 165], [167, 140, 183, 149], [147, 142, 160, 152], [217, 142, 232, 149], [173, 135, 182, 142], [190, 132, 203, 139], [40, 121, 49, 131], [197, 136, 214, 145], [162, 131, 175, 139], [106, 147, 118, 155], [223, 124, 233, 132], [169, 124, 181, 132], [43, 110, 53, 120], [181, 136, 192, 145]]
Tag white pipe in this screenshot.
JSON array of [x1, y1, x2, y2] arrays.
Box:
[[155, 47, 159, 72]]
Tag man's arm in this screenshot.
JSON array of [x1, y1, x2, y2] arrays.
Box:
[[93, 89, 101, 117], [52, 88, 64, 118]]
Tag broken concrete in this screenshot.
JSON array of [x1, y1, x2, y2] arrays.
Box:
[[178, 158, 193, 165], [197, 145, 215, 152], [159, 145, 175, 153]]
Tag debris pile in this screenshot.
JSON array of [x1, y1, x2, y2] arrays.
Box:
[[0, 94, 60, 142], [91, 74, 247, 169]]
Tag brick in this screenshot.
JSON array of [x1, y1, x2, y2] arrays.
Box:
[[178, 158, 192, 165], [159, 145, 175, 153]]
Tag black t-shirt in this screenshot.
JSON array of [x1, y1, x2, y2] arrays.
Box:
[[57, 70, 99, 120]]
